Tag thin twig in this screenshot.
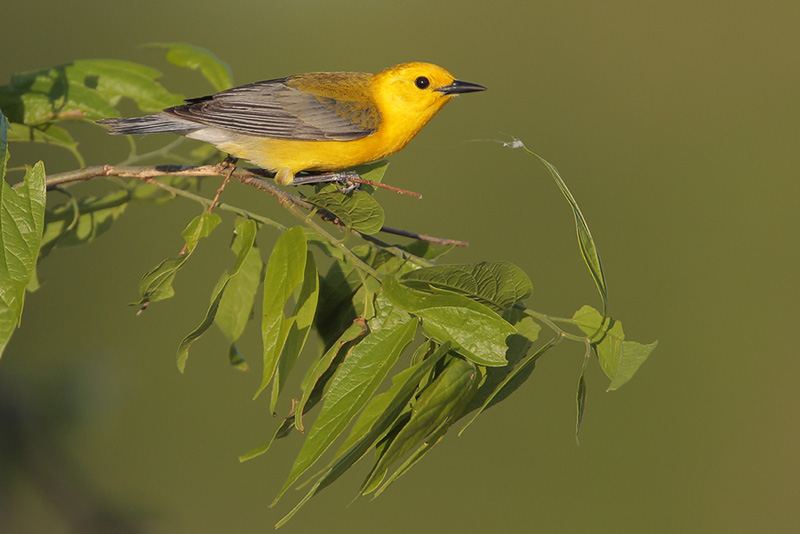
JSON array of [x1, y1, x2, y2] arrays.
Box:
[[353, 178, 422, 199], [380, 226, 468, 247]]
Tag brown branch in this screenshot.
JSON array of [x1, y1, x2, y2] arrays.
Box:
[[38, 164, 468, 247], [379, 227, 469, 247]]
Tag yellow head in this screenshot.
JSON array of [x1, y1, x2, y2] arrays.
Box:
[[370, 62, 486, 146]]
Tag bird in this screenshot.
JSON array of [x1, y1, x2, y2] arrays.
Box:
[[98, 62, 486, 186]]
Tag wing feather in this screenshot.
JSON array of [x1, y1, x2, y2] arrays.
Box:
[[164, 74, 380, 141]]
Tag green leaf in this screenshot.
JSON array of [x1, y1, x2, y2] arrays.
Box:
[[1, 60, 182, 125], [273, 319, 417, 505], [518, 143, 608, 314], [182, 212, 222, 249], [255, 227, 307, 399], [576, 361, 588, 443], [149, 42, 233, 92], [215, 219, 263, 358], [306, 186, 385, 234], [369, 292, 412, 331], [275, 341, 449, 528], [383, 276, 514, 366], [136, 213, 221, 306], [461, 307, 541, 419], [361, 357, 478, 495], [572, 305, 658, 390], [1, 114, 46, 356], [271, 251, 319, 412], [460, 337, 558, 435], [611, 340, 658, 391], [400, 262, 532, 311], [336, 341, 451, 457], [295, 321, 366, 432], [176, 218, 257, 372], [39, 189, 130, 258], [6, 122, 77, 150], [239, 413, 297, 463], [353, 160, 389, 183]]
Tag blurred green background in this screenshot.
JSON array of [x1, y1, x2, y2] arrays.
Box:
[[2, 1, 798, 532]]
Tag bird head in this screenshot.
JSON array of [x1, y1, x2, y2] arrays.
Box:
[[372, 62, 486, 131]]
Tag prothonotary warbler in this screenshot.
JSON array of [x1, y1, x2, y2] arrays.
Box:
[[98, 62, 486, 185]]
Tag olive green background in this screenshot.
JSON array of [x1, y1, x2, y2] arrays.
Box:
[[2, 1, 798, 533]]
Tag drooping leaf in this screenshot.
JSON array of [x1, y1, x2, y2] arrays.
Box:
[[148, 42, 233, 92], [383, 275, 514, 366], [136, 213, 221, 306], [576, 355, 589, 444], [271, 251, 319, 412], [0, 115, 45, 356], [401, 262, 532, 311], [460, 337, 558, 435], [215, 218, 264, 364], [295, 320, 366, 431], [571, 305, 657, 390], [361, 357, 478, 495], [516, 143, 608, 314], [275, 341, 449, 528], [176, 218, 257, 372], [273, 319, 417, 505], [255, 226, 307, 399], [336, 341, 451, 457], [462, 307, 541, 418]]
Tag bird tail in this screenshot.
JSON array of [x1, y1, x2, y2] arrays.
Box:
[[97, 113, 199, 135]]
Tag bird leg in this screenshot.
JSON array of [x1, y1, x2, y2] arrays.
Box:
[[289, 170, 362, 193]]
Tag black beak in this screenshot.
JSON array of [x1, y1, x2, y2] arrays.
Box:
[[436, 80, 487, 95]]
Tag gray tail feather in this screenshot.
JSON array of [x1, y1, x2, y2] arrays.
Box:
[[97, 113, 200, 135]]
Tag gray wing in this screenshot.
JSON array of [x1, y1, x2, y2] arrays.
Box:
[[164, 77, 380, 141]]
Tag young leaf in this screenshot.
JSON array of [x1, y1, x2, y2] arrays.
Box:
[[571, 305, 657, 390], [271, 251, 320, 412], [215, 219, 263, 360], [273, 319, 417, 505], [517, 143, 608, 314], [295, 321, 366, 431], [462, 308, 541, 418], [136, 213, 221, 306], [361, 357, 478, 495], [576, 354, 589, 443], [383, 275, 515, 366], [148, 42, 233, 92], [336, 341, 452, 457], [255, 227, 307, 399], [460, 337, 559, 435], [0, 117, 45, 356], [175, 219, 257, 372], [400, 262, 533, 311], [275, 342, 450, 528]]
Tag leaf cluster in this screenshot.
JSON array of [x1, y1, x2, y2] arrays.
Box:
[[0, 45, 657, 526]]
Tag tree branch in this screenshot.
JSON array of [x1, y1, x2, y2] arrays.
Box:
[[37, 163, 468, 248]]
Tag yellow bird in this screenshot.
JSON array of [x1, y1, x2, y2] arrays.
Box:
[[98, 62, 486, 185]]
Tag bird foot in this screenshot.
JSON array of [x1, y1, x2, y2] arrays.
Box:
[[290, 170, 362, 193]]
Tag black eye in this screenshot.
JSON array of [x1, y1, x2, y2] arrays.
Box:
[[414, 76, 430, 89]]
